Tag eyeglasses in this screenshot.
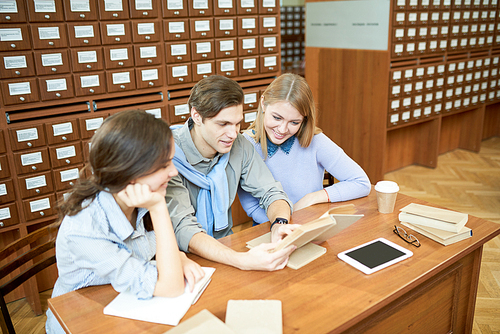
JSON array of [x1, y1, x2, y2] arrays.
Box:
[[393, 225, 421, 248]]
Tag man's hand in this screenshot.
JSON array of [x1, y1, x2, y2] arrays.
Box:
[[271, 223, 299, 243], [239, 242, 296, 271]]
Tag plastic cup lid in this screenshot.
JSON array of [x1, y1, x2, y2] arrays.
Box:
[[375, 181, 400, 193]]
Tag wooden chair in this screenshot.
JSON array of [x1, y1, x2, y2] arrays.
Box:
[[0, 221, 60, 334]]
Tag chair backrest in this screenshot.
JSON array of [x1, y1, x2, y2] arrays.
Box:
[[0, 221, 60, 334]]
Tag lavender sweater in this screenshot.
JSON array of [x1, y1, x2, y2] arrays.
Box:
[[238, 132, 371, 224]]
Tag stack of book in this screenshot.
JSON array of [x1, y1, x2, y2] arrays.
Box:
[[399, 203, 472, 246]]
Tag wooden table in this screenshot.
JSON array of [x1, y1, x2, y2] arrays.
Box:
[[48, 191, 500, 334]]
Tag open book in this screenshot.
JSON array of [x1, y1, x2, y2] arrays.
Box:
[[103, 267, 215, 326]]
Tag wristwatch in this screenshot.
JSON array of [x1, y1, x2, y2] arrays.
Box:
[[270, 217, 288, 231]]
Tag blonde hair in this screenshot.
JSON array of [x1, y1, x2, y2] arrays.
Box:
[[247, 73, 321, 156]]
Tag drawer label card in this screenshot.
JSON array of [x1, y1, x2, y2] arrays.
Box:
[[34, 0, 56, 12], [241, 0, 254, 8], [220, 60, 234, 71], [46, 78, 67, 92], [141, 68, 158, 81], [242, 18, 256, 29], [169, 22, 185, 33], [107, 24, 125, 36], [52, 122, 73, 136], [263, 0, 275, 7], [110, 48, 128, 60], [264, 56, 277, 67], [0, 28, 23, 41], [219, 19, 234, 30], [174, 104, 189, 115], [244, 92, 257, 104], [242, 38, 255, 49], [41, 53, 63, 66], [21, 152, 43, 166], [140, 46, 157, 58], [0, 0, 18, 13], [219, 39, 234, 51], [244, 111, 257, 123], [70, 0, 90, 12], [80, 74, 100, 87], [60, 167, 79, 182], [145, 108, 162, 118], [218, 0, 232, 8], [193, 0, 208, 9], [197, 62, 212, 74], [172, 65, 188, 77], [196, 41, 211, 53], [86, 117, 103, 130], [30, 197, 51, 212], [243, 58, 256, 69], [26, 175, 47, 190], [74, 25, 94, 38], [195, 20, 210, 32], [167, 0, 183, 10], [112, 71, 130, 84], [0, 207, 11, 220], [263, 36, 276, 47], [38, 27, 60, 40], [104, 0, 123, 11], [0, 184, 7, 196], [9, 82, 31, 95], [263, 17, 276, 28], [170, 44, 187, 56], [77, 50, 97, 63], [137, 23, 155, 35], [56, 146, 76, 160], [16, 128, 38, 142], [4, 55, 27, 69], [135, 0, 153, 10]]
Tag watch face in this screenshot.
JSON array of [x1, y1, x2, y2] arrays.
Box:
[[276, 218, 288, 224]]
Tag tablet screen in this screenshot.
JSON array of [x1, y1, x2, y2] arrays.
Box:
[[344, 240, 406, 269]]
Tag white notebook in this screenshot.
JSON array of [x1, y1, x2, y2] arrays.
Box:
[[103, 267, 215, 326]]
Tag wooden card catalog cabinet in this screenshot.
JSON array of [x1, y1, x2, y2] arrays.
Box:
[[216, 58, 237, 77], [9, 125, 46, 151], [104, 45, 134, 68], [215, 37, 237, 58], [163, 18, 190, 40], [18, 171, 54, 199], [130, 0, 159, 18], [33, 50, 71, 75], [191, 39, 214, 60], [100, 21, 132, 44], [0, 155, 11, 179], [144, 105, 167, 119], [215, 17, 236, 37], [259, 35, 278, 54], [30, 23, 68, 49], [48, 142, 84, 168], [53, 165, 82, 191], [214, 0, 235, 15], [79, 115, 106, 139], [188, 0, 213, 17], [243, 89, 259, 110], [13, 148, 51, 175], [259, 0, 277, 14], [0, 25, 32, 51], [22, 194, 56, 221], [238, 36, 258, 55], [167, 63, 192, 84], [63, 0, 98, 21], [0, 180, 16, 204], [189, 18, 214, 39], [134, 43, 162, 66], [260, 54, 278, 73], [168, 98, 190, 123], [0, 203, 19, 228], [135, 66, 163, 88], [238, 16, 257, 36], [45, 119, 80, 145], [98, 0, 129, 20], [39, 75, 75, 100], [0, 0, 27, 23], [70, 47, 104, 72], [239, 56, 259, 75], [165, 41, 191, 63], [0, 130, 5, 153], [67, 22, 101, 46], [162, 0, 188, 18], [74, 72, 106, 95], [27, 0, 64, 22], [242, 109, 257, 129], [1, 78, 40, 105], [132, 20, 160, 43], [237, 0, 257, 15], [0, 51, 36, 78], [191, 60, 215, 81], [259, 15, 278, 34], [106, 69, 136, 92]]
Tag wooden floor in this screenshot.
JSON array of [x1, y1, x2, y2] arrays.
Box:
[[3, 137, 500, 334]]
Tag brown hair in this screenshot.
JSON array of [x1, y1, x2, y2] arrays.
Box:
[[188, 75, 244, 120], [58, 110, 173, 227], [248, 73, 321, 156]]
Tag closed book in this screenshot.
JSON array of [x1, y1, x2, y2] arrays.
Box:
[[225, 300, 282, 334], [399, 203, 468, 233], [401, 222, 472, 246]]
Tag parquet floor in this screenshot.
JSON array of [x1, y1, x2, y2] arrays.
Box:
[[2, 137, 500, 334]]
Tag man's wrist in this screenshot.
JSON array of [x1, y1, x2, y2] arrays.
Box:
[[270, 217, 288, 231]]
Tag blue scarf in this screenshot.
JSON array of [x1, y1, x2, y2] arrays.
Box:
[[172, 143, 230, 236]]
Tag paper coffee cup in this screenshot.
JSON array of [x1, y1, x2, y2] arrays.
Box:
[[375, 181, 399, 214]]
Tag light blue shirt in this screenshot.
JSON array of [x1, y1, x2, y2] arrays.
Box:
[[45, 191, 158, 334]]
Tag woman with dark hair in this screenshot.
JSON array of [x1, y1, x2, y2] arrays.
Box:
[[46, 110, 204, 334], [238, 74, 371, 224]]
